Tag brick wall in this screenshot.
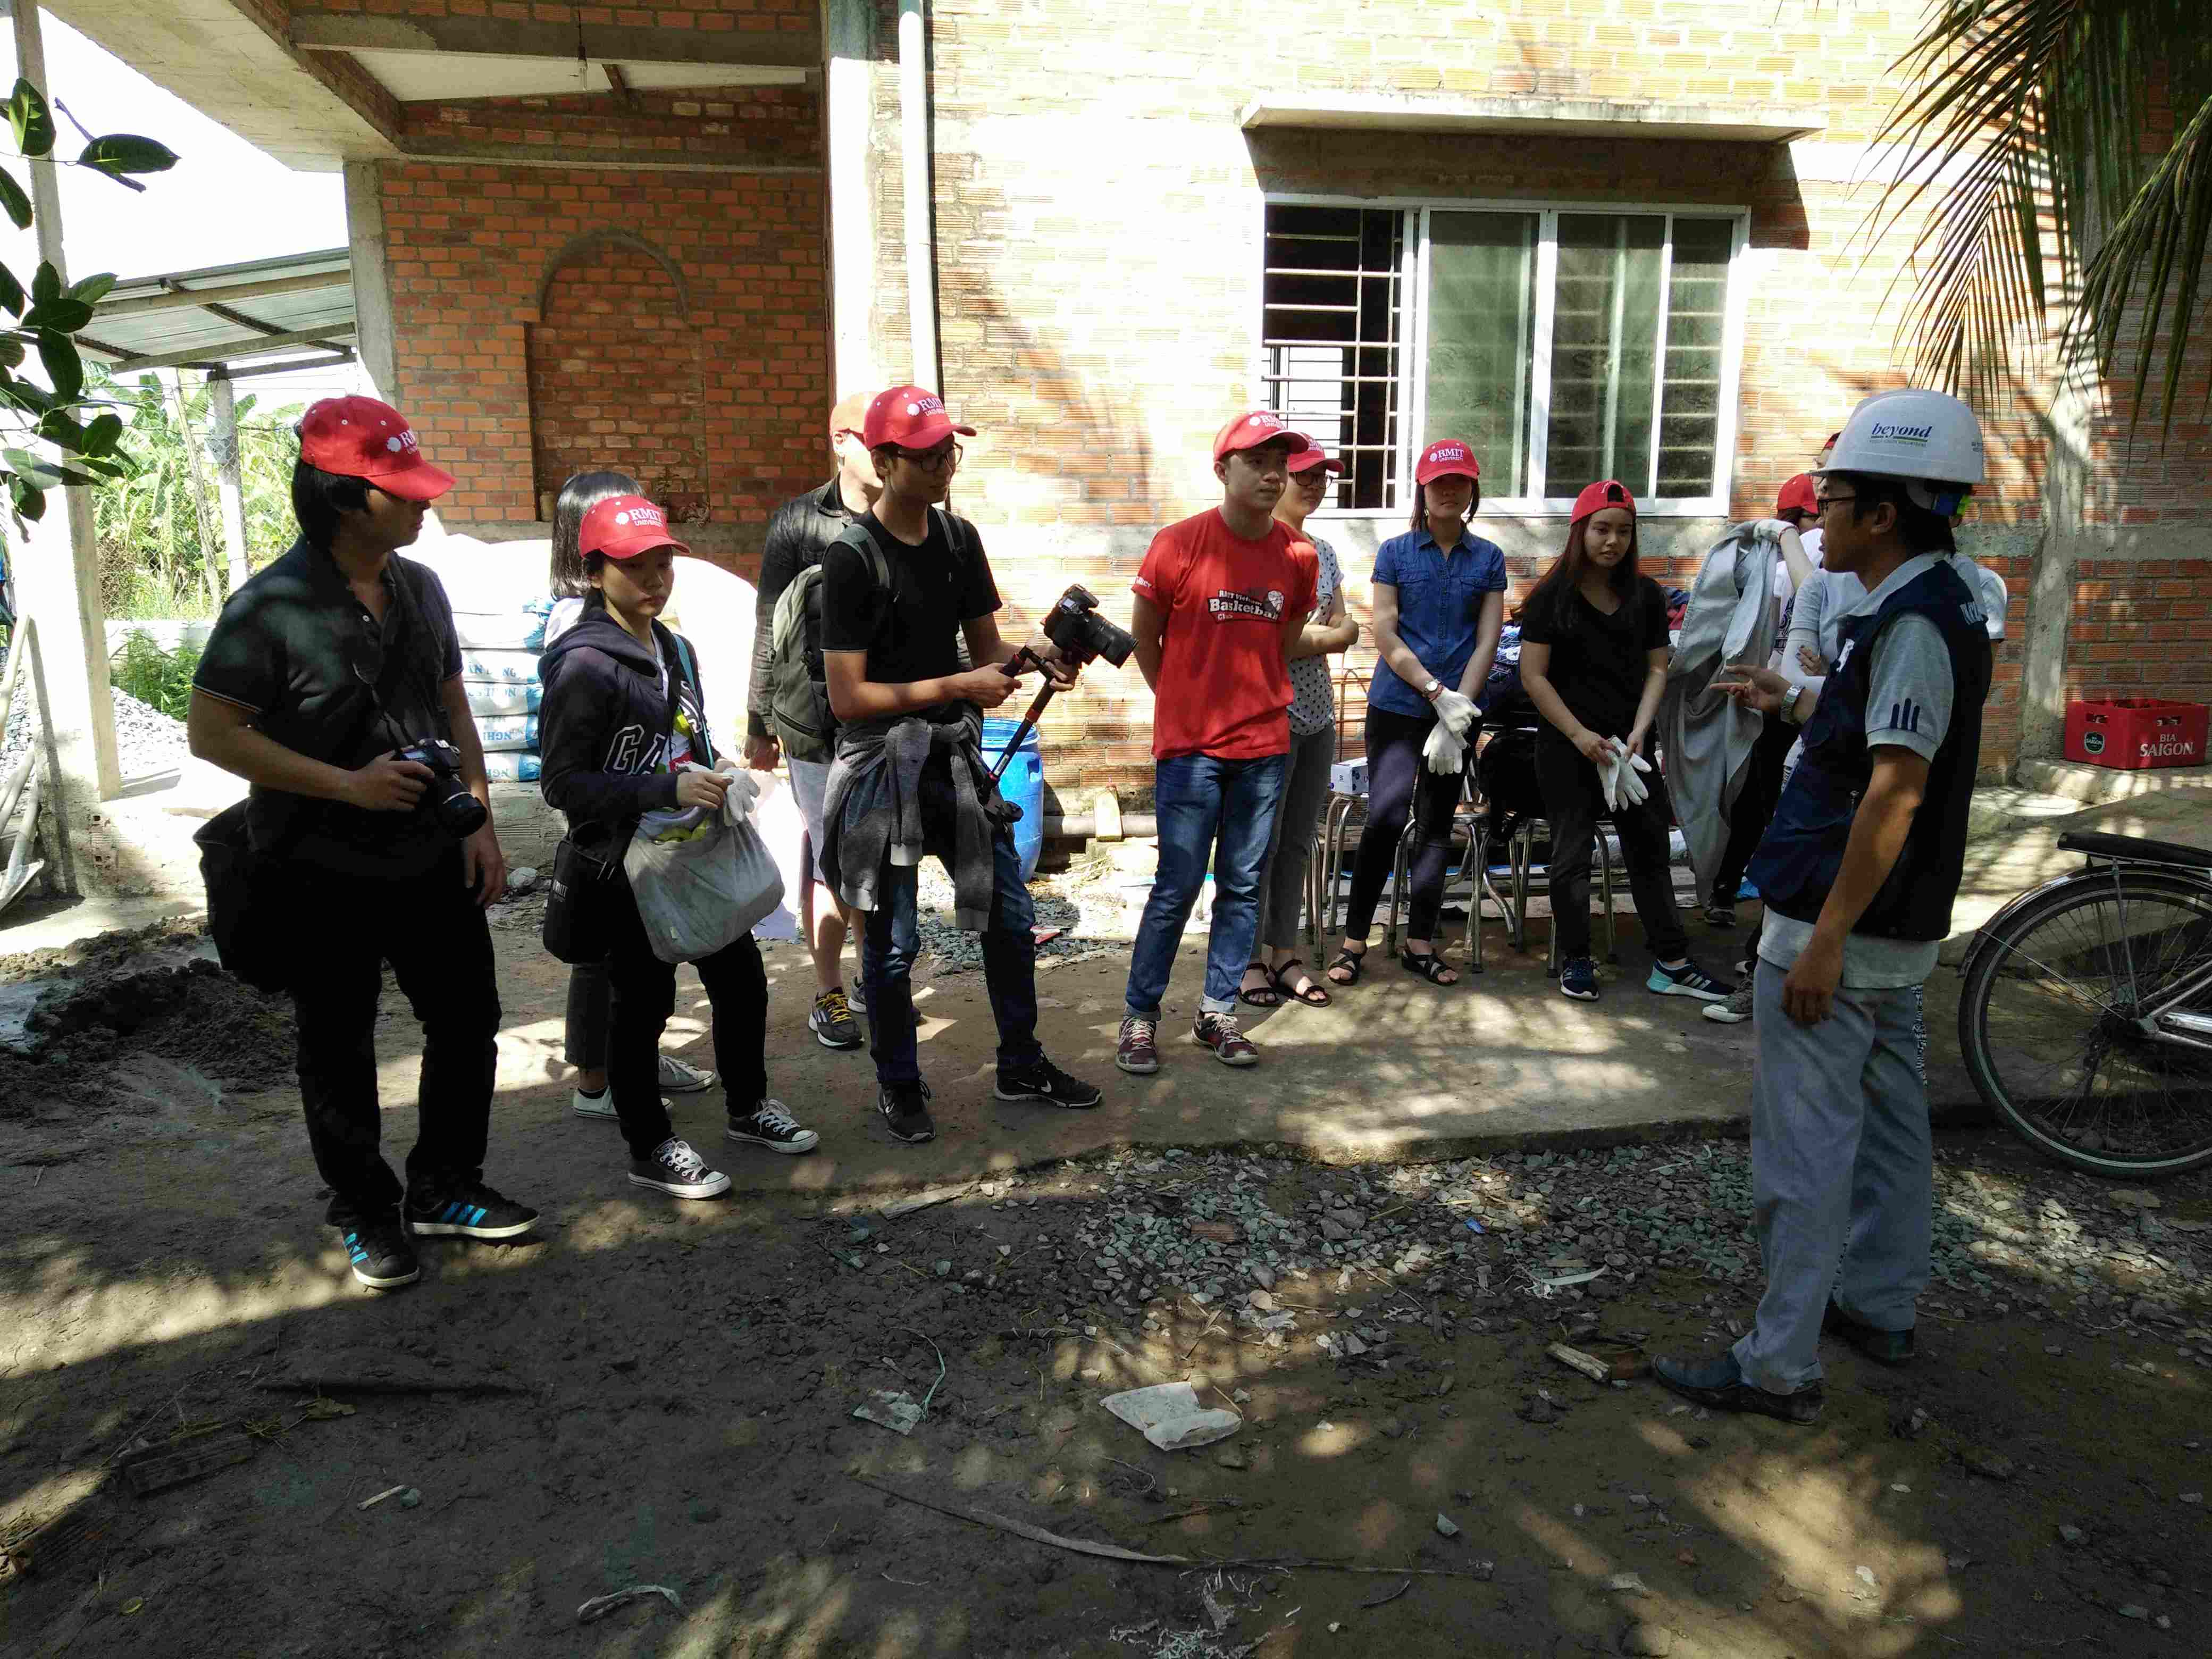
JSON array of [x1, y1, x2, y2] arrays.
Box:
[[400, 83, 816, 167], [379, 160, 828, 571], [2066, 559, 2212, 713]]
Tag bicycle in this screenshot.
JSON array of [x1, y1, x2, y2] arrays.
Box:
[[1957, 830, 2212, 1177]]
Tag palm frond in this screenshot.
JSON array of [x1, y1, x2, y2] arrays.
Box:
[[1867, 0, 2212, 437]]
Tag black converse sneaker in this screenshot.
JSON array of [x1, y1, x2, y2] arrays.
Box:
[[404, 1182, 540, 1239], [877, 1082, 935, 1144], [727, 1098, 820, 1154], [339, 1213, 420, 1291], [994, 1057, 1103, 1109], [627, 1137, 731, 1199]]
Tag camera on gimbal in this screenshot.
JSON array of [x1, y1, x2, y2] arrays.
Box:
[[1035, 583, 1136, 671], [397, 739, 489, 839]]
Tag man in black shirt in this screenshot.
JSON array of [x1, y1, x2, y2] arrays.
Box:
[[744, 390, 877, 1051], [189, 397, 538, 1291], [817, 385, 1101, 1144]]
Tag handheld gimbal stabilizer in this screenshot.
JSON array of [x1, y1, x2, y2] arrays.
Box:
[[988, 584, 1138, 781]]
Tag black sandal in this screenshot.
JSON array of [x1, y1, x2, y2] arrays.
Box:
[[1399, 946, 1460, 986], [1236, 961, 1281, 1009], [1271, 959, 1332, 1008], [1325, 945, 1367, 986]]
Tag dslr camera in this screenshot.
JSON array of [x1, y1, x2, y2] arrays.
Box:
[[1035, 583, 1136, 671], [397, 739, 489, 839]]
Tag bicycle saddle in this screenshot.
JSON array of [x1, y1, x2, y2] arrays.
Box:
[[2057, 830, 2212, 870]]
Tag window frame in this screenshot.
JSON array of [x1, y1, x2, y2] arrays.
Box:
[[1258, 192, 1752, 521]]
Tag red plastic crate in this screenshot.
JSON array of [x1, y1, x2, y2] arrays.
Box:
[[2063, 698, 2208, 770]]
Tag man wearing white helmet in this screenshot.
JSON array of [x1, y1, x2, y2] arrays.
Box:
[[1656, 389, 1993, 1423]]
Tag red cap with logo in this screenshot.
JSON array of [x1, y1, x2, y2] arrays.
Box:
[[297, 396, 455, 501], [1285, 446, 1345, 476], [1414, 439, 1481, 486], [864, 385, 977, 451], [1775, 473, 1819, 518], [579, 495, 690, 562], [1571, 479, 1637, 523], [1212, 409, 1309, 462]]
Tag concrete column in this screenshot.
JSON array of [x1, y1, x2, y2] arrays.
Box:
[[823, 0, 879, 398], [895, 0, 937, 389], [9, 1, 120, 818], [2021, 352, 2097, 765], [207, 371, 250, 594], [343, 159, 399, 401]]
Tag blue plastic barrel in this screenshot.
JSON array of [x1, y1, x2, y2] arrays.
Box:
[[981, 716, 1045, 879]]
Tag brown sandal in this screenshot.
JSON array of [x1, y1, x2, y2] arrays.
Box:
[[1271, 959, 1332, 1007]]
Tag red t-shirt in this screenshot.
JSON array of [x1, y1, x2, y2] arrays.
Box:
[[1133, 510, 1319, 761]]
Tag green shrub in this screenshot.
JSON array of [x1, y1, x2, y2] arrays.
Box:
[[112, 631, 203, 723]]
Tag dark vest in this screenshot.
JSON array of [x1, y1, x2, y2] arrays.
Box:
[[1747, 557, 1991, 943]]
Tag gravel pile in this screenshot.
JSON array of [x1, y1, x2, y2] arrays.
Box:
[[1036, 1141, 2210, 1356], [908, 859, 1098, 972], [1, 684, 191, 784]]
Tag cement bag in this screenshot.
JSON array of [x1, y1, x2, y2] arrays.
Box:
[[450, 610, 547, 652], [474, 713, 539, 753], [465, 680, 541, 717], [623, 768, 785, 964], [481, 752, 541, 783], [457, 647, 541, 683], [661, 560, 757, 757], [747, 771, 805, 943], [406, 533, 554, 616]]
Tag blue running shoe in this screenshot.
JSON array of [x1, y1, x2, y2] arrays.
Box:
[[339, 1213, 419, 1290], [1559, 957, 1601, 1001], [404, 1182, 540, 1240]]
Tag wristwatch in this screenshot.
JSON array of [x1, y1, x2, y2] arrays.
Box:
[[1780, 681, 1809, 726], [1421, 677, 1442, 701]]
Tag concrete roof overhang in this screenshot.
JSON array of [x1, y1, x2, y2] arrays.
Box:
[[1239, 94, 1826, 145]]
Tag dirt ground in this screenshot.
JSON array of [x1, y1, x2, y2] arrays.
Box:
[[2, 900, 2209, 1657]]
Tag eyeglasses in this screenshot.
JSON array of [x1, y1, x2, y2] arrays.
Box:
[[1814, 493, 1858, 515], [894, 442, 962, 472]]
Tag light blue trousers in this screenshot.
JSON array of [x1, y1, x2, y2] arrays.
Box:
[[1732, 959, 1931, 1394]]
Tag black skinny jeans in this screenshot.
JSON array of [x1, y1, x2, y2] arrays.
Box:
[[1343, 705, 1468, 944], [289, 850, 500, 1224], [605, 877, 769, 1160], [1712, 710, 1798, 904], [1532, 734, 1688, 963]]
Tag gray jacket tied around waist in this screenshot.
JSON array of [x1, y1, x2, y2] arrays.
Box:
[[819, 707, 1019, 931]]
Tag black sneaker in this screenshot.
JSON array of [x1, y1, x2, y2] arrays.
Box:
[[1823, 1298, 1916, 1367], [727, 1098, 820, 1154], [339, 1213, 420, 1291], [1559, 957, 1601, 1001], [628, 1136, 731, 1199], [404, 1182, 540, 1240], [810, 986, 865, 1051], [878, 1082, 935, 1144], [994, 1057, 1103, 1109], [1647, 959, 1732, 1002]]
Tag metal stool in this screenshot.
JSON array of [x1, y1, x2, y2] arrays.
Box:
[[1504, 817, 1621, 975], [1384, 768, 1504, 970]]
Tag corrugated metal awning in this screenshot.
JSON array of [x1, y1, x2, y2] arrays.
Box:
[[77, 247, 354, 379]]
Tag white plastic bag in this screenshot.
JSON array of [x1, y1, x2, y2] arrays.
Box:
[[748, 773, 805, 943], [624, 768, 785, 963]]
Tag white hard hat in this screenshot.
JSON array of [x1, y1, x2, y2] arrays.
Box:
[[1817, 388, 1985, 513]]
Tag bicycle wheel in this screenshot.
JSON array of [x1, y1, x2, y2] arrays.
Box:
[[1959, 867, 2212, 1176]]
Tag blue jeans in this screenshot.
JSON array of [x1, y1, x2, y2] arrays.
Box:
[[862, 826, 1041, 1086], [1124, 752, 1288, 1020]]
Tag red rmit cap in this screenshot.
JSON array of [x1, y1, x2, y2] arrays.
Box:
[[1571, 479, 1637, 523], [865, 385, 977, 451], [1414, 439, 1481, 485], [1286, 446, 1344, 475], [580, 495, 690, 562], [297, 396, 455, 501], [1213, 409, 1309, 462], [1775, 473, 1819, 517]]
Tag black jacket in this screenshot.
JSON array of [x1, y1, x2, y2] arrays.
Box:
[[539, 595, 717, 849], [747, 477, 860, 739]]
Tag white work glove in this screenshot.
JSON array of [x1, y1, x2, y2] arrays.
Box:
[[1430, 687, 1477, 741], [1422, 722, 1464, 775], [1753, 518, 1798, 543], [1618, 750, 1652, 808], [1598, 747, 1621, 812]]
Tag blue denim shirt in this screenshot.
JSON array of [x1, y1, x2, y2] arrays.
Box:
[[1368, 526, 1508, 717]]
